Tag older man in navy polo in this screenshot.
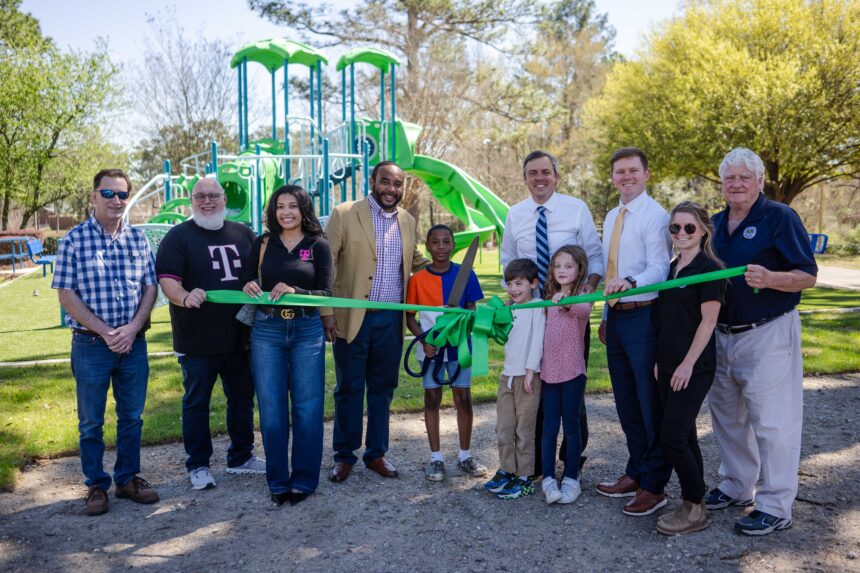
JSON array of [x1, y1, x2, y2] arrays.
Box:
[[706, 147, 817, 536], [53, 169, 159, 516]]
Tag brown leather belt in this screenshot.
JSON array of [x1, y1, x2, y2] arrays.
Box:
[[611, 299, 656, 312]]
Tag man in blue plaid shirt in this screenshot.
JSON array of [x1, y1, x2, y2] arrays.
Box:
[[52, 168, 159, 516]]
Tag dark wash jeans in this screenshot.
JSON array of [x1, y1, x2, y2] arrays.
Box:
[[332, 310, 403, 465], [251, 311, 325, 494], [657, 368, 714, 503], [541, 374, 587, 481], [606, 305, 672, 494], [178, 351, 255, 472], [71, 332, 148, 490]]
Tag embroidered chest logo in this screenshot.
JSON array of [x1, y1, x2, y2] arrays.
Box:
[[299, 249, 313, 262], [208, 245, 242, 281], [743, 227, 757, 239]]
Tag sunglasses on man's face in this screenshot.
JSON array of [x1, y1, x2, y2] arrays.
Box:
[[669, 223, 698, 235], [97, 189, 130, 201]]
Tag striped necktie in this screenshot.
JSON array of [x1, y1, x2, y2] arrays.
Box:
[[535, 205, 549, 294]]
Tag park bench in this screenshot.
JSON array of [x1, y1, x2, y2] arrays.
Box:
[[25, 238, 57, 276], [0, 236, 30, 273]]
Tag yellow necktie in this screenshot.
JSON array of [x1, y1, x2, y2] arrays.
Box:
[[606, 206, 627, 307]]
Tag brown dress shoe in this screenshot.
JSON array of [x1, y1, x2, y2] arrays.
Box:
[[115, 476, 160, 504], [329, 462, 353, 483], [365, 457, 398, 478], [84, 486, 109, 516], [623, 488, 667, 516], [596, 474, 639, 497]]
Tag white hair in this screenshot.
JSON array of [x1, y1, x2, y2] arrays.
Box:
[[191, 177, 225, 194], [719, 148, 765, 190]]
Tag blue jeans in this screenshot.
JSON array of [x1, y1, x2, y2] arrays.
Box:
[[71, 332, 149, 490], [332, 310, 402, 465], [606, 305, 672, 493], [541, 375, 587, 480], [251, 311, 325, 494], [178, 351, 255, 472]]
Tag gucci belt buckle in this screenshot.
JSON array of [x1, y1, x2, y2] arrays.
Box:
[[280, 308, 296, 319]]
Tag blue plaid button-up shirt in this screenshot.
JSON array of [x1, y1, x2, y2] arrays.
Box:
[[52, 217, 156, 329]]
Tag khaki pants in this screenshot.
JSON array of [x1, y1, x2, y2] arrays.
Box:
[[496, 373, 542, 476], [709, 310, 803, 520]]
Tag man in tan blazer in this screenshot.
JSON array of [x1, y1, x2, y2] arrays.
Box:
[[322, 161, 429, 483]]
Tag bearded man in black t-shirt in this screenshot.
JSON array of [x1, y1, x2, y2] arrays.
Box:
[[156, 178, 265, 490]]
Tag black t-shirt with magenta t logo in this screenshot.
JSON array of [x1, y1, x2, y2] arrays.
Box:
[[156, 219, 256, 355]]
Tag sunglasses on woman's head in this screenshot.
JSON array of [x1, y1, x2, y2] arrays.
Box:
[[98, 189, 130, 200], [669, 223, 698, 235]]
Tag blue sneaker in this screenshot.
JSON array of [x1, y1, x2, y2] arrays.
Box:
[[735, 510, 792, 536], [704, 487, 754, 510], [483, 469, 512, 493], [496, 477, 535, 500]]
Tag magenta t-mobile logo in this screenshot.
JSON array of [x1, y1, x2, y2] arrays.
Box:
[[208, 245, 242, 281]]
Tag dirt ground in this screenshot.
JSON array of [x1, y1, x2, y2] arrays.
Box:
[[0, 374, 858, 573]]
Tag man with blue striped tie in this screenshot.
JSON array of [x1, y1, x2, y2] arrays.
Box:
[[501, 150, 603, 482]]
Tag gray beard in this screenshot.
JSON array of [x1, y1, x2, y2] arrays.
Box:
[[192, 210, 226, 230]]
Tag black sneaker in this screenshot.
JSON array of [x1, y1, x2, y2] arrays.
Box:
[[704, 487, 754, 510], [735, 510, 792, 536]]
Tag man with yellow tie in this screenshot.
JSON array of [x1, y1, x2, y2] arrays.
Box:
[[596, 147, 673, 517]]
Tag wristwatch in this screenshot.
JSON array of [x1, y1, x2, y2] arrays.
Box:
[[624, 276, 637, 288]]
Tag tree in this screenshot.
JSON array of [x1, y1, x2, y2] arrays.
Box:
[[584, 0, 860, 205], [0, 0, 45, 49], [249, 0, 533, 216], [130, 18, 237, 180], [0, 41, 117, 229]]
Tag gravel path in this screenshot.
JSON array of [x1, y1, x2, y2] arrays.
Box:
[[1, 374, 858, 573]]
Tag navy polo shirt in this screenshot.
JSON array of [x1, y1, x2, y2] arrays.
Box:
[[712, 193, 817, 326]]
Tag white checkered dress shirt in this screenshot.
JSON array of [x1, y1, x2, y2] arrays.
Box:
[[367, 194, 404, 302], [52, 217, 156, 329]]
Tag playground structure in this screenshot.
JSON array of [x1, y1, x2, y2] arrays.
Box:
[[125, 38, 510, 252]]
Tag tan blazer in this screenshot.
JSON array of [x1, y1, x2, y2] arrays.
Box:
[[321, 197, 429, 343]]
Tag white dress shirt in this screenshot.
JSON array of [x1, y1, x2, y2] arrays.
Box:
[[601, 191, 671, 303], [501, 191, 604, 279]]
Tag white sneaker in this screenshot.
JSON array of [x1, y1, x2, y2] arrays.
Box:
[[188, 467, 216, 490], [226, 456, 266, 474], [559, 478, 582, 504], [543, 477, 562, 504]]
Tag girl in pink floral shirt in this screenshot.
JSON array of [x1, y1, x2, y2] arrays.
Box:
[[540, 245, 593, 505]]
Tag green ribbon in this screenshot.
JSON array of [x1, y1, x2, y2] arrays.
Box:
[[207, 265, 747, 376]]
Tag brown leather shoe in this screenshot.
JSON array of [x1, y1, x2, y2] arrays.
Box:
[[115, 476, 160, 504], [365, 457, 398, 478], [84, 486, 109, 516], [329, 462, 353, 483], [623, 488, 668, 516], [596, 474, 639, 497]]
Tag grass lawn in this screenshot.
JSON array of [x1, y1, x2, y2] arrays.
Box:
[[0, 250, 858, 490]]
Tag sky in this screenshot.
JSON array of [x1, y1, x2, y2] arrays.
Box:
[[19, 0, 682, 148], [21, 0, 682, 63]]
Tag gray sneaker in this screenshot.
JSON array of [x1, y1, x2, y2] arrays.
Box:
[[188, 467, 216, 490], [457, 457, 488, 478], [425, 460, 446, 481], [226, 456, 266, 474]]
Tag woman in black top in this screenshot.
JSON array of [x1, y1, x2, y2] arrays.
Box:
[[242, 185, 332, 506], [654, 200, 725, 535]]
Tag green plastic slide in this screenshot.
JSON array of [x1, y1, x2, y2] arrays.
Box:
[[405, 155, 509, 252]]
